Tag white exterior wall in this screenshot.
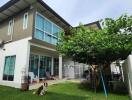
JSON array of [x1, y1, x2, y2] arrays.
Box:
[[63, 59, 75, 79], [63, 59, 88, 79], [122, 55, 132, 99], [0, 37, 31, 88]]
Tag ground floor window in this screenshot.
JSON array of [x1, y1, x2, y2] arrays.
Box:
[[3, 56, 16, 81]]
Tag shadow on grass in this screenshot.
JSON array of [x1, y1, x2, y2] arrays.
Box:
[[78, 80, 128, 96], [44, 91, 88, 100], [78, 81, 96, 92]]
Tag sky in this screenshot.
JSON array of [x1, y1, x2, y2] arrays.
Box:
[[0, 0, 132, 26]]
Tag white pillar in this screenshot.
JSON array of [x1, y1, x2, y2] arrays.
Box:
[[59, 55, 62, 79], [51, 57, 54, 76], [25, 42, 31, 76]]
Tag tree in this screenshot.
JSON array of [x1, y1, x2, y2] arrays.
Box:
[[57, 14, 132, 65], [57, 15, 132, 93]]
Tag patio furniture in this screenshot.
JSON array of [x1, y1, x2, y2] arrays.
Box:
[[45, 71, 55, 80], [29, 72, 35, 83]]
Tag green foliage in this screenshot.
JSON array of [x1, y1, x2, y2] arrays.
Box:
[[57, 14, 132, 64], [104, 14, 132, 34]]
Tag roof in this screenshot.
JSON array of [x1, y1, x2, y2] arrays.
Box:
[[0, 0, 71, 29], [0, 0, 101, 30], [37, 0, 71, 27], [74, 21, 102, 30], [84, 21, 102, 29]]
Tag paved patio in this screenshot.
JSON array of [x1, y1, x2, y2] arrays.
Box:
[[29, 79, 85, 90], [29, 79, 66, 90]]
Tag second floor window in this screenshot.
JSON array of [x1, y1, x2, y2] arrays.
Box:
[[23, 12, 28, 30], [35, 13, 62, 45], [8, 19, 14, 35]]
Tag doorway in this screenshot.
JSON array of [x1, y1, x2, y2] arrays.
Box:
[[29, 54, 52, 81]]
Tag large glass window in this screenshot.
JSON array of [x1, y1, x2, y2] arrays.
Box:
[[44, 19, 52, 33], [45, 33, 51, 43], [35, 15, 44, 30], [29, 55, 39, 77], [34, 13, 62, 45], [3, 56, 16, 81], [52, 37, 58, 45], [34, 29, 44, 40], [53, 24, 60, 37], [29, 54, 52, 79], [39, 56, 46, 78], [45, 56, 52, 74], [54, 58, 59, 76]]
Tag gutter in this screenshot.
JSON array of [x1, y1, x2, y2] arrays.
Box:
[[0, 0, 20, 12], [37, 0, 71, 27]]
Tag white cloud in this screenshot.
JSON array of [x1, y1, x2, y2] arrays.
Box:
[[0, 0, 9, 6], [44, 0, 132, 26], [0, 0, 132, 26]]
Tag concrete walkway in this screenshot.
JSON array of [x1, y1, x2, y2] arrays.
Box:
[[29, 79, 66, 90], [29, 79, 85, 90]]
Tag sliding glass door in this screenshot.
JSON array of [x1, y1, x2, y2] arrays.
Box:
[[54, 58, 59, 76], [29, 54, 52, 79], [29, 55, 39, 77], [45, 57, 52, 74], [39, 56, 45, 78]]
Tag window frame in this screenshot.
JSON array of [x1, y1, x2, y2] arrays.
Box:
[[34, 12, 62, 45], [23, 12, 28, 30], [3, 55, 16, 81], [8, 19, 14, 35]]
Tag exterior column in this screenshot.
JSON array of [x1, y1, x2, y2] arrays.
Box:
[[51, 57, 54, 76], [59, 55, 62, 79]]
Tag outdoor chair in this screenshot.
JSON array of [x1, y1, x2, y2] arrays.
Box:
[[45, 71, 56, 80], [29, 72, 35, 83]]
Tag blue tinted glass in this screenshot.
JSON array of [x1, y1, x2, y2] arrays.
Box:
[[44, 19, 52, 34], [45, 33, 51, 43], [52, 37, 58, 45], [35, 13, 61, 45], [3, 56, 16, 76], [9, 56, 16, 75], [34, 29, 43, 40], [36, 15, 44, 30], [53, 24, 60, 37]]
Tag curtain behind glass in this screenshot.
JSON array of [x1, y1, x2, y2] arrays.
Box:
[[3, 57, 10, 75], [9, 56, 16, 75]]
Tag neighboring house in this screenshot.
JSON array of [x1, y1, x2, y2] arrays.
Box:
[[0, 0, 101, 88], [122, 55, 132, 99], [62, 22, 101, 79]]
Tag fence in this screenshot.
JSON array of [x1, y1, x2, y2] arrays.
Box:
[[122, 55, 132, 99]]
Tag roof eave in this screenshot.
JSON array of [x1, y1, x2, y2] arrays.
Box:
[[0, 0, 20, 12], [37, 0, 71, 27], [0, 0, 71, 28]]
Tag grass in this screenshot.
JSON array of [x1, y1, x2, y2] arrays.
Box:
[[0, 82, 129, 100]]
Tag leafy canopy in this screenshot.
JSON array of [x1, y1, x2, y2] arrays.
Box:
[[57, 14, 132, 64]]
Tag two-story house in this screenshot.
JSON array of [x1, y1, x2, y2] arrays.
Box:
[[0, 0, 101, 88]]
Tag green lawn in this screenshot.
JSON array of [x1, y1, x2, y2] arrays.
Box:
[[0, 82, 129, 100]]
